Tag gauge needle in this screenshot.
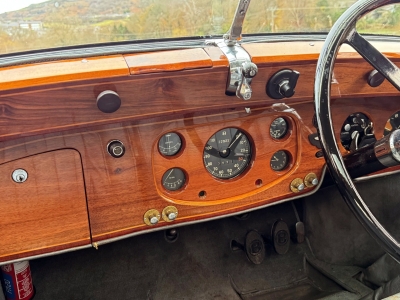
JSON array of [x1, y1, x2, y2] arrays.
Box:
[[163, 169, 174, 184], [272, 156, 279, 161], [227, 132, 242, 150]]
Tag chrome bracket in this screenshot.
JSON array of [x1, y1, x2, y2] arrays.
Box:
[[205, 0, 257, 101]]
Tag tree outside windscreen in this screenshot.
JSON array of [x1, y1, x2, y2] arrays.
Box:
[[0, 0, 399, 54]]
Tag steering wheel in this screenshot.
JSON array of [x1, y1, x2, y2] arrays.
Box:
[[314, 0, 400, 261]]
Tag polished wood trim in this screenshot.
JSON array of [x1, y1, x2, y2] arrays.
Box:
[[124, 48, 212, 74], [0, 103, 324, 243], [203, 47, 229, 67], [0, 55, 130, 91], [0, 149, 91, 262], [152, 112, 300, 205], [243, 41, 400, 64], [1, 40, 400, 252], [1, 57, 400, 143]]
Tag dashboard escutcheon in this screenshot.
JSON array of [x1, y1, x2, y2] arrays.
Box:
[[203, 128, 252, 180]]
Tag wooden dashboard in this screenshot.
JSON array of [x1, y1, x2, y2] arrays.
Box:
[[0, 40, 399, 264]]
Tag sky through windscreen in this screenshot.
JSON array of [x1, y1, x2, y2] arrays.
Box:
[[0, 0, 49, 14]]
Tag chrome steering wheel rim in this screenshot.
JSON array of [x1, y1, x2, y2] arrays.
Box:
[[314, 0, 400, 261]]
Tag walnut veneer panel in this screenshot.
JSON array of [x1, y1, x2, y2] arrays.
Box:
[[0, 103, 324, 242], [0, 96, 399, 243], [0, 149, 90, 262], [0, 55, 130, 91], [1, 52, 400, 143], [124, 48, 212, 74], [243, 41, 400, 64]]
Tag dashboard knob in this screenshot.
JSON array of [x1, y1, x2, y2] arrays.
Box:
[[304, 173, 319, 187], [96, 90, 121, 113], [367, 69, 385, 87], [266, 69, 300, 99], [107, 140, 125, 158], [290, 178, 305, 193], [144, 209, 161, 226], [162, 206, 178, 222]]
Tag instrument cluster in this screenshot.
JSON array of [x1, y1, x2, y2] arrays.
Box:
[[156, 116, 294, 194]]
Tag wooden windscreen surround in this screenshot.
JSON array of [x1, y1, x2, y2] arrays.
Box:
[[0, 40, 399, 261]]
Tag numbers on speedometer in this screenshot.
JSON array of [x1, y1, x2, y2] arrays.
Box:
[[203, 128, 252, 180]]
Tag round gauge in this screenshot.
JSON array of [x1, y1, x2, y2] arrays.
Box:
[[270, 117, 288, 139], [203, 128, 252, 179], [384, 111, 400, 136], [158, 132, 182, 156], [162, 168, 186, 191], [270, 150, 289, 171], [340, 112, 375, 151]]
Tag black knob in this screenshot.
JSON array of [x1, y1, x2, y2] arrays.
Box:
[[367, 69, 385, 87], [279, 80, 295, 98], [97, 90, 121, 113], [266, 69, 300, 99]]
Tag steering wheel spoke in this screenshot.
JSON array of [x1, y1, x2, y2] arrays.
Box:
[[346, 30, 400, 90]]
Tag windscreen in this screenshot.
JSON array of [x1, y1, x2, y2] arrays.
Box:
[[0, 0, 398, 54]]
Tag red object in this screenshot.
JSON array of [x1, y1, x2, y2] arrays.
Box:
[[1, 261, 34, 300]]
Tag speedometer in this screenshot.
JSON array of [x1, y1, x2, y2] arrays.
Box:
[[203, 128, 252, 179]]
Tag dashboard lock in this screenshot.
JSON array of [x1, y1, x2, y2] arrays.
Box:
[[144, 209, 161, 226], [12, 169, 28, 183], [266, 69, 300, 99]]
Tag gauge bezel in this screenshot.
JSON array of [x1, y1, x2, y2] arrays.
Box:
[[157, 132, 185, 158], [203, 127, 254, 181], [161, 167, 188, 193], [270, 117, 290, 141], [270, 150, 291, 172]]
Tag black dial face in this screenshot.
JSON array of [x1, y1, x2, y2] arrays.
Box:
[[162, 168, 186, 191], [340, 112, 375, 151], [270, 117, 288, 139], [384, 111, 400, 136], [158, 132, 182, 156], [270, 150, 289, 171], [203, 128, 252, 179]]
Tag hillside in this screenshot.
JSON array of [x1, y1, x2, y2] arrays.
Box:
[[0, 0, 138, 23]]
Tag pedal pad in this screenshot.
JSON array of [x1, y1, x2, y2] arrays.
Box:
[[272, 220, 290, 255], [245, 230, 265, 265]]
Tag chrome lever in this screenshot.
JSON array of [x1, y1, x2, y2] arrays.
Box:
[[224, 0, 252, 45], [237, 61, 258, 100]]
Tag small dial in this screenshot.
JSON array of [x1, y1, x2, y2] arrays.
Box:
[[162, 168, 186, 191], [270, 150, 289, 171], [158, 132, 182, 156], [270, 117, 288, 139], [203, 128, 252, 179], [384, 111, 400, 136]]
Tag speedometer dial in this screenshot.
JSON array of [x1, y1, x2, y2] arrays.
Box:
[[203, 128, 252, 179]]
